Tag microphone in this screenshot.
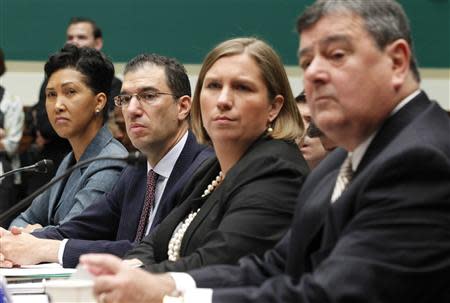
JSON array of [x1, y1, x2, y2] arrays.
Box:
[[124, 151, 147, 164], [0, 159, 54, 180], [0, 152, 145, 227]]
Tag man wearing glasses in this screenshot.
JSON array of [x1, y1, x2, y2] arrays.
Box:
[[0, 54, 212, 268]]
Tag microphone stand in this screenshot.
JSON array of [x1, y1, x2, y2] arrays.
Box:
[[0, 152, 144, 227], [0, 160, 53, 180]]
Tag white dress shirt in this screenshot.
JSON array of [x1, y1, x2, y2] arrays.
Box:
[[145, 131, 188, 235]]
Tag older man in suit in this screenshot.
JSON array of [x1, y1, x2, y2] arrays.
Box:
[[0, 54, 212, 268], [77, 1, 450, 302]]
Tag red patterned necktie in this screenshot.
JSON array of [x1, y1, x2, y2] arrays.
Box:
[[135, 170, 158, 242]]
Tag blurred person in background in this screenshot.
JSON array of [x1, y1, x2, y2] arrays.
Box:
[[306, 121, 336, 152], [0, 48, 24, 213], [295, 91, 329, 168], [108, 106, 136, 152]]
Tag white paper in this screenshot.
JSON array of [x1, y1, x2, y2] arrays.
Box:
[[7, 281, 45, 294], [12, 294, 48, 303], [0, 263, 75, 277]]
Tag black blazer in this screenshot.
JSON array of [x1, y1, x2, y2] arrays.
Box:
[[33, 131, 213, 268], [125, 136, 309, 273], [190, 92, 450, 302]]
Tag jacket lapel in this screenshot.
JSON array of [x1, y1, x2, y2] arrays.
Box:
[[287, 92, 432, 278], [152, 159, 219, 261], [49, 126, 113, 223], [152, 131, 212, 228], [285, 151, 344, 278], [160, 132, 197, 199], [175, 162, 221, 256], [179, 193, 220, 255], [47, 154, 74, 223], [357, 91, 430, 173], [330, 92, 432, 234], [152, 196, 204, 261]]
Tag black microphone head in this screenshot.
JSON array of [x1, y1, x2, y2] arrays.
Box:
[[34, 159, 54, 173], [125, 151, 147, 164]]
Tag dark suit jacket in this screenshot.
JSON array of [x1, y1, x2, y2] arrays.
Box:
[[190, 92, 450, 302], [125, 136, 309, 273], [33, 131, 213, 268]]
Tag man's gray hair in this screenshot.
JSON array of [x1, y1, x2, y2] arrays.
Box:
[[297, 0, 420, 82]]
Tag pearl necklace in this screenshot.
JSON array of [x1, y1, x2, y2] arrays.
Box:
[[167, 171, 223, 261], [202, 171, 224, 197]]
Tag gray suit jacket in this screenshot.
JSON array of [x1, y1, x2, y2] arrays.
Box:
[[10, 126, 127, 230]]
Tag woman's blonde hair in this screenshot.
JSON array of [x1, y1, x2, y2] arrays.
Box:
[[191, 37, 304, 145]]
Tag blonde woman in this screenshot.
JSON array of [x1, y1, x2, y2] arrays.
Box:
[[84, 37, 309, 282]]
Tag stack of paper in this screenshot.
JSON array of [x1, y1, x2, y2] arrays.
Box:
[[1, 263, 75, 280], [0, 263, 75, 295], [6, 281, 45, 294]]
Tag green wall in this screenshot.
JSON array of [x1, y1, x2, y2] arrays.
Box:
[[1, 0, 449, 68]]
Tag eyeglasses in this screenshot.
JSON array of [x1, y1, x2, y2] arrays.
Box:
[[114, 91, 177, 107]]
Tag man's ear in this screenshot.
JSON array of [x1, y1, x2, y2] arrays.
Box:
[[386, 39, 411, 90], [177, 95, 192, 121], [94, 37, 104, 51], [268, 95, 284, 122]]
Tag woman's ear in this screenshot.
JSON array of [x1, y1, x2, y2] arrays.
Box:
[[95, 92, 108, 113], [268, 95, 284, 122]]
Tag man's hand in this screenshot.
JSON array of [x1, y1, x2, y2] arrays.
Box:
[[0, 227, 15, 268], [0, 227, 60, 266], [80, 254, 176, 303], [0, 253, 15, 268], [0, 227, 17, 267]]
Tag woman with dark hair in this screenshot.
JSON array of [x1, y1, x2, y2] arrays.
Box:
[[10, 44, 127, 232]]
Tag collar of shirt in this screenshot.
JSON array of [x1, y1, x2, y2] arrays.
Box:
[[144, 131, 188, 235], [351, 89, 421, 172], [147, 131, 189, 179]]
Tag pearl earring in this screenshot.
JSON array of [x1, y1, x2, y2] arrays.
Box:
[[267, 124, 273, 133]]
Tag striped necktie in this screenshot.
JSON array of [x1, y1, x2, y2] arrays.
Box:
[[331, 155, 353, 203]]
